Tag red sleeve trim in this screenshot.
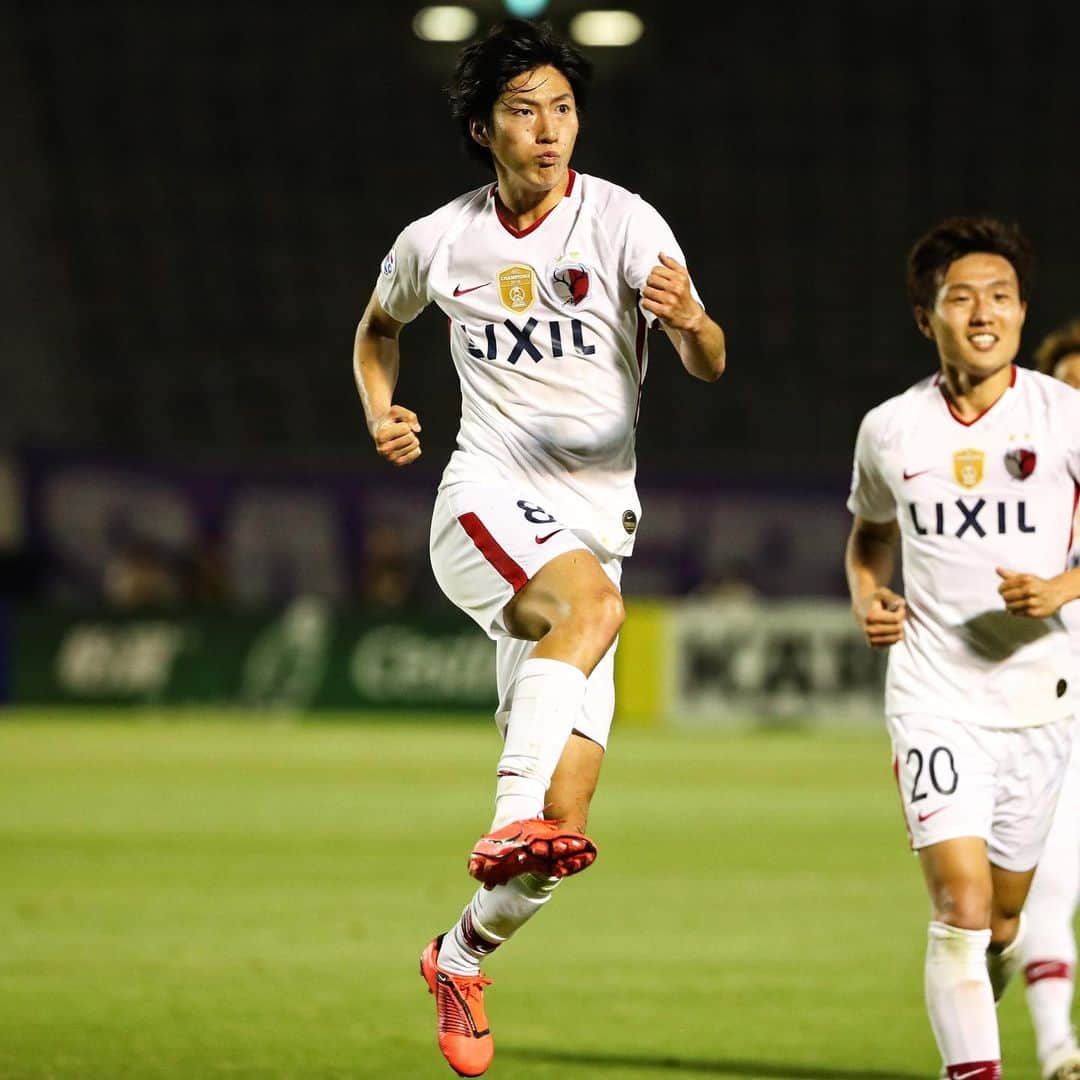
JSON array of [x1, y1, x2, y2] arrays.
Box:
[[633, 310, 647, 428], [1067, 482, 1079, 560], [457, 512, 529, 592]]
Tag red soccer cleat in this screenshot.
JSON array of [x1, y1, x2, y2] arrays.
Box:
[[420, 934, 494, 1077], [467, 817, 597, 887]]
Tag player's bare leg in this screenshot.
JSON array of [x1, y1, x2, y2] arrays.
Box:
[[919, 838, 1002, 1079], [985, 862, 1034, 1000], [544, 728, 604, 831]]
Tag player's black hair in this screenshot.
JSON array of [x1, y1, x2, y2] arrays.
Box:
[[447, 18, 593, 172], [906, 216, 1035, 312], [1033, 317, 1080, 375]]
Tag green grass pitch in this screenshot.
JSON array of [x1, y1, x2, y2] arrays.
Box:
[[0, 710, 1056, 1078]]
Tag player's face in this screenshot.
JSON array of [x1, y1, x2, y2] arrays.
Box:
[[1052, 353, 1080, 389], [479, 65, 578, 192], [917, 253, 1026, 378]]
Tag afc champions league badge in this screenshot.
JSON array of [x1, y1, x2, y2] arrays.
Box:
[[953, 448, 985, 489], [498, 265, 535, 313], [381, 249, 395, 277], [551, 259, 591, 308], [1004, 446, 1037, 480]]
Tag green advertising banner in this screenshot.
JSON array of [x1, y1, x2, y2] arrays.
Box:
[[12, 599, 497, 713]]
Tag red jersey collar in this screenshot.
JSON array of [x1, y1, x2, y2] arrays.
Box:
[[935, 365, 1017, 427], [492, 170, 576, 238]]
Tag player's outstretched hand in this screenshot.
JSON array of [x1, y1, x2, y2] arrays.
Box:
[[856, 586, 906, 648], [372, 404, 422, 467], [641, 252, 704, 332], [996, 567, 1066, 619]]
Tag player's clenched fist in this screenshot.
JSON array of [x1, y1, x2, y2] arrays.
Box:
[[996, 567, 1067, 619], [855, 586, 907, 648], [371, 404, 422, 466], [641, 252, 704, 332]]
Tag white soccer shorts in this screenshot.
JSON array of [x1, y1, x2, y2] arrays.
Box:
[[429, 480, 622, 748], [888, 713, 1076, 871]]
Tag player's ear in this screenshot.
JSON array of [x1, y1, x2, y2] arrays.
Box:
[[913, 306, 934, 340], [470, 117, 489, 148]]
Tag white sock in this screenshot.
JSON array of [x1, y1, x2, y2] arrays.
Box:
[[986, 912, 1026, 1002], [1022, 832, 1080, 1072], [926, 922, 1000, 1071], [436, 874, 563, 976], [493, 658, 587, 829], [1025, 961, 1078, 1068]]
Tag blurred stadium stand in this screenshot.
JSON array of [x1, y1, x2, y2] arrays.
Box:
[[2, 2, 1080, 614]]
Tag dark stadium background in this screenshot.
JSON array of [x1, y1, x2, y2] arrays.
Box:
[[2, 0, 1080, 611]]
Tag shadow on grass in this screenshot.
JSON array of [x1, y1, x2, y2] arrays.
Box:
[[499, 1046, 925, 1079]]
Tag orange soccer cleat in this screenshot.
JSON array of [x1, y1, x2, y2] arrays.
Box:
[[467, 817, 597, 887], [419, 935, 494, 1077]]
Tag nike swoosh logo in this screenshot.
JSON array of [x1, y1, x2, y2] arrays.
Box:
[[453, 282, 490, 297], [917, 807, 947, 823], [535, 529, 564, 544], [903, 468, 933, 480], [952, 1069, 988, 1080]]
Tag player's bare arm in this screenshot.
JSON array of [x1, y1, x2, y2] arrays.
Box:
[[845, 516, 906, 647], [995, 565, 1080, 619], [353, 290, 423, 466], [644, 252, 726, 381]]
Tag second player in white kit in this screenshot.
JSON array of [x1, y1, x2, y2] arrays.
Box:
[[846, 217, 1080, 1080]]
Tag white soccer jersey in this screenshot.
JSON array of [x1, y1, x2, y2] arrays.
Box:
[[849, 367, 1080, 728], [376, 170, 699, 557]]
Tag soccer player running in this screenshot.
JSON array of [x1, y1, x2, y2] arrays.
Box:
[[1018, 321, 1080, 1080], [353, 19, 725, 1078], [845, 217, 1080, 1080]]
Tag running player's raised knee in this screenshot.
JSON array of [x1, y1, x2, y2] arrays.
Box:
[[578, 584, 624, 643]]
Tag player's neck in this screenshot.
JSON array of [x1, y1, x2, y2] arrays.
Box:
[[939, 362, 1015, 420], [494, 169, 571, 231]]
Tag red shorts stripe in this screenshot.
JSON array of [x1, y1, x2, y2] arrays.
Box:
[[1025, 959, 1073, 985], [457, 512, 529, 593]]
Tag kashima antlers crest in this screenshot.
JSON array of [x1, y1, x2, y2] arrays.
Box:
[[1004, 446, 1037, 480], [552, 260, 591, 307]]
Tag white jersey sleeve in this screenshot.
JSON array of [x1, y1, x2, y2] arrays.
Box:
[[847, 407, 898, 523], [619, 197, 702, 327], [376, 221, 433, 324], [1065, 389, 1080, 486]]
